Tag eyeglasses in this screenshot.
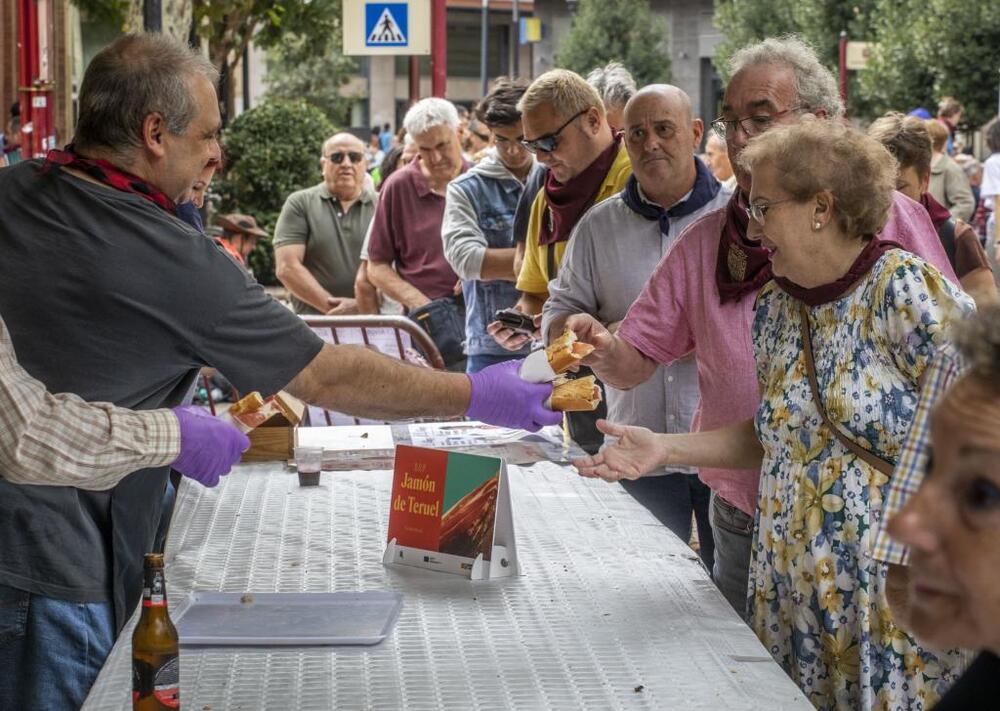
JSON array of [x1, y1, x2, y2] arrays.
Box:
[[744, 198, 797, 225], [521, 109, 589, 154], [327, 151, 364, 164], [710, 106, 806, 139]]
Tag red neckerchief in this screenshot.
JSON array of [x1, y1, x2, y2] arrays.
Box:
[[774, 237, 902, 306], [920, 192, 952, 229], [715, 191, 773, 303], [538, 134, 622, 246], [43, 147, 177, 214]]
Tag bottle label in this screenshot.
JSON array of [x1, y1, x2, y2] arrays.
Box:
[[133, 654, 180, 708], [142, 570, 167, 608]]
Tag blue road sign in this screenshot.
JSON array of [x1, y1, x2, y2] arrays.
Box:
[[366, 3, 408, 47]]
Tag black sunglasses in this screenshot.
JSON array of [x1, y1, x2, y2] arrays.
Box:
[[328, 151, 364, 164], [521, 109, 588, 154]]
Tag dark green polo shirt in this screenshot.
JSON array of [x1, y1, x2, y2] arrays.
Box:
[[273, 182, 378, 314]]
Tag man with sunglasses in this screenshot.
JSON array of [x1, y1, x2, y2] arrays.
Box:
[[561, 36, 955, 619], [274, 132, 377, 315], [490, 69, 632, 352]]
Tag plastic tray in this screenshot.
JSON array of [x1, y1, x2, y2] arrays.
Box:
[[172, 591, 403, 646]]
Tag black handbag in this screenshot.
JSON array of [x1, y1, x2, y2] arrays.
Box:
[[408, 296, 467, 369]]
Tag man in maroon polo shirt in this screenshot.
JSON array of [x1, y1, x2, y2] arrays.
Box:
[[367, 98, 468, 310]]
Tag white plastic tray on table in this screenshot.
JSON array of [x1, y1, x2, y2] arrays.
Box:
[[82, 461, 813, 711]]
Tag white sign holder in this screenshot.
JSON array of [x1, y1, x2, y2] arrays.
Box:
[[383, 463, 519, 580]]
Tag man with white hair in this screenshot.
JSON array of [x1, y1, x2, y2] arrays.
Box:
[[543, 85, 730, 561], [585, 61, 636, 132], [367, 98, 469, 366], [703, 132, 736, 191], [274, 132, 377, 315], [367, 98, 467, 312], [564, 36, 957, 619]]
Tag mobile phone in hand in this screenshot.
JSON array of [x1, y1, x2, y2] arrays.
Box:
[[493, 308, 536, 336]]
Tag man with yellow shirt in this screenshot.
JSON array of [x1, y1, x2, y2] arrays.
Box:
[[489, 69, 632, 351], [488, 69, 631, 453]]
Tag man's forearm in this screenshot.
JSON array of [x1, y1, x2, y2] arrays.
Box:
[[354, 262, 380, 314], [276, 261, 335, 313], [479, 248, 517, 281], [517, 292, 547, 316], [368, 262, 430, 310], [284, 344, 469, 419]]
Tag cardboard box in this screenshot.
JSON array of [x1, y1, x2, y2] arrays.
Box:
[[240, 392, 305, 463]]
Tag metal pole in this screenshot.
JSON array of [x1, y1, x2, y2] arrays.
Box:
[[242, 45, 251, 114], [480, 0, 489, 97], [143, 0, 162, 32], [838, 30, 848, 115], [512, 0, 519, 77], [431, 0, 447, 97], [409, 56, 420, 105]]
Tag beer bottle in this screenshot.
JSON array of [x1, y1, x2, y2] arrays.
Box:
[[132, 553, 180, 710]]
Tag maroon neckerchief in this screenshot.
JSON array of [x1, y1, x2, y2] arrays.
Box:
[[920, 192, 952, 229], [715, 191, 773, 303], [538, 134, 622, 246], [42, 147, 177, 214], [774, 236, 902, 306]]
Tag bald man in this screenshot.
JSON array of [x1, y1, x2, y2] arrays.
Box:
[[274, 132, 378, 315], [542, 85, 732, 563]]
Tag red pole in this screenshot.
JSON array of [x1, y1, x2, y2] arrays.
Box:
[[409, 56, 420, 105], [431, 0, 447, 97], [838, 30, 848, 116]]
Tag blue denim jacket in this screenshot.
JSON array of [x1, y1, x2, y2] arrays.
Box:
[[443, 154, 538, 357]]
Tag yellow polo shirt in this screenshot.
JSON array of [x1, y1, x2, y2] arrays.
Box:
[[516, 144, 632, 296]]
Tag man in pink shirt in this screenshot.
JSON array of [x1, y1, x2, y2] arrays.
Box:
[[565, 36, 958, 617]]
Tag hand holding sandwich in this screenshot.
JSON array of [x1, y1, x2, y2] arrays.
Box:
[[466, 359, 562, 432], [562, 314, 616, 370]]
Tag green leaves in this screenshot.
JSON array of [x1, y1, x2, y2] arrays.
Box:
[[555, 0, 672, 87], [215, 101, 335, 284]]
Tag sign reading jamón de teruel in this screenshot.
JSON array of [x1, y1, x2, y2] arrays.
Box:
[[383, 445, 519, 580]]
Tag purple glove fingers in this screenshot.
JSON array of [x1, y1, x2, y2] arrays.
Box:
[[171, 405, 249, 487], [466, 359, 560, 431]]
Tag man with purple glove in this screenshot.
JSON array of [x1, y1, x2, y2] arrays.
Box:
[[0, 34, 558, 710]]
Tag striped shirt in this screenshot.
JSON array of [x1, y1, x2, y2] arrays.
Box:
[[0, 316, 180, 490], [871, 343, 967, 565]]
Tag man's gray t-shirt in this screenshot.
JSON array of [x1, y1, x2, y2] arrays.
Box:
[[0, 161, 324, 630]]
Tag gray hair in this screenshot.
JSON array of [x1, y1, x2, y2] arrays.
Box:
[[586, 61, 637, 111], [73, 33, 218, 158], [402, 98, 459, 137], [954, 304, 1000, 391], [728, 35, 844, 119]]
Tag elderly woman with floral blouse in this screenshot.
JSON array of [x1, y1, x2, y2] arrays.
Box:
[[574, 121, 973, 710]]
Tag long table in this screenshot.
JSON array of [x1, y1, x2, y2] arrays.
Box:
[[83, 461, 812, 710]]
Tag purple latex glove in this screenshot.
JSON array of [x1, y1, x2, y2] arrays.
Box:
[[465, 359, 562, 432], [170, 405, 249, 487]]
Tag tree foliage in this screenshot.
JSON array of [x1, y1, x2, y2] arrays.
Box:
[[191, 0, 353, 121], [264, 33, 356, 126], [215, 101, 335, 284], [713, 0, 1000, 125], [556, 0, 672, 87], [861, 0, 1000, 126]]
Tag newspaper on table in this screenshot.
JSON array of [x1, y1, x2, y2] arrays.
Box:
[[294, 421, 586, 471]]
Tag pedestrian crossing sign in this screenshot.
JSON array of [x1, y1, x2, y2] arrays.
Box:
[[343, 0, 429, 56], [366, 3, 408, 47]]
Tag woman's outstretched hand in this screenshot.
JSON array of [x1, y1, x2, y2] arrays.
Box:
[[571, 419, 666, 482]]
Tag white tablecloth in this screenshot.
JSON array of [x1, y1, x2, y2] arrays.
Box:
[[82, 461, 811, 710]]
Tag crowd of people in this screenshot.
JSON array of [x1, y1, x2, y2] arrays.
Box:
[[0, 27, 999, 711]]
